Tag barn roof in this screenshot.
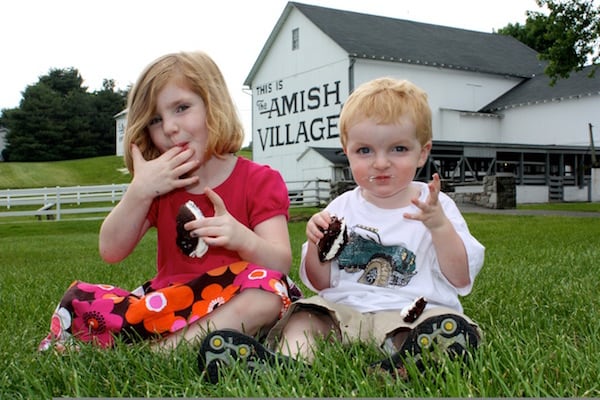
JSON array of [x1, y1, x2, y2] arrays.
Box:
[[245, 2, 544, 85], [297, 146, 347, 164], [482, 64, 600, 111]]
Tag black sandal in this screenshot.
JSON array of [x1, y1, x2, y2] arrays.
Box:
[[198, 329, 294, 384], [373, 314, 480, 377]]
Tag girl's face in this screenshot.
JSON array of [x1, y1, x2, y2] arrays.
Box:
[[344, 115, 431, 208], [147, 81, 209, 163]]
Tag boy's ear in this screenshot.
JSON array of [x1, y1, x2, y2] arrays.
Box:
[[418, 141, 432, 166]]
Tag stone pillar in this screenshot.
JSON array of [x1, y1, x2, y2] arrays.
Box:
[[495, 173, 516, 209], [481, 174, 516, 209]]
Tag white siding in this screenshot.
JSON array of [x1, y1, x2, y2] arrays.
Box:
[[251, 9, 349, 182], [440, 109, 502, 143], [494, 96, 599, 146], [115, 114, 126, 156], [297, 150, 333, 183], [352, 59, 520, 142]]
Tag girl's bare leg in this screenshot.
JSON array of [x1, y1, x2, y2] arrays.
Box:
[[155, 289, 281, 349]]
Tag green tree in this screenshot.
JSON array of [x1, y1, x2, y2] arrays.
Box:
[[499, 0, 599, 84], [90, 79, 128, 156], [497, 16, 555, 54], [7, 80, 68, 161], [2, 68, 126, 161], [40, 68, 87, 97]]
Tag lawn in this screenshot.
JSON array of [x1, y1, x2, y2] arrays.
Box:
[[0, 150, 252, 190], [1, 211, 599, 398], [0, 156, 131, 189]]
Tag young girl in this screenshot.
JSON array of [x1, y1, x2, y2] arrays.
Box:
[[39, 51, 300, 351]]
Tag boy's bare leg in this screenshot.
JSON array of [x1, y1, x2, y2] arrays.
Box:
[[277, 309, 337, 362]]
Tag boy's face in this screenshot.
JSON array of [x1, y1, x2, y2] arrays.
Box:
[[343, 115, 431, 207]]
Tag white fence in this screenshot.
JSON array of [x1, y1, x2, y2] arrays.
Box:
[[0, 180, 331, 221], [287, 179, 331, 207], [0, 184, 128, 220]]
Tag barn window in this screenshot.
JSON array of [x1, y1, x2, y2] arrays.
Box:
[[292, 28, 299, 50]]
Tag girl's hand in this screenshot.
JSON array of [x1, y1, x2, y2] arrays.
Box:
[[403, 173, 447, 230], [129, 144, 199, 199], [306, 210, 332, 244], [185, 187, 246, 251]]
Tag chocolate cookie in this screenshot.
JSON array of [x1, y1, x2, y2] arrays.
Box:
[[317, 215, 347, 262], [401, 296, 428, 323], [176, 200, 208, 258]]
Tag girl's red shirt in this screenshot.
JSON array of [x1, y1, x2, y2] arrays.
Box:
[[147, 156, 289, 289]]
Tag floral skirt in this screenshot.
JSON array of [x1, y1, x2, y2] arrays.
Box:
[[38, 262, 302, 351]]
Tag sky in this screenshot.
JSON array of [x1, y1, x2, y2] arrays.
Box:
[[1, 0, 541, 145]]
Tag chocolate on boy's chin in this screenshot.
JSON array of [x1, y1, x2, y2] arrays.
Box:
[[368, 175, 395, 182]]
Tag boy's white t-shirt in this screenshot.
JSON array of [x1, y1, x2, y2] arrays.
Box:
[[299, 182, 485, 314]]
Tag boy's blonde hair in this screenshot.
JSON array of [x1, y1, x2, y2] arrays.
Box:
[[339, 78, 432, 148], [123, 51, 244, 174]]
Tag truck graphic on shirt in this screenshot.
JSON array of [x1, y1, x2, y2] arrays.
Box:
[[337, 225, 417, 288]]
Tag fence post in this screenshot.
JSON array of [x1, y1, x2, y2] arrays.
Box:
[[316, 180, 320, 205], [6, 189, 10, 209], [56, 186, 61, 221]]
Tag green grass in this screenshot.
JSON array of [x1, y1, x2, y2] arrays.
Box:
[[518, 201, 600, 213], [0, 150, 252, 190], [1, 155, 599, 397], [0, 156, 131, 189], [1, 213, 599, 398]]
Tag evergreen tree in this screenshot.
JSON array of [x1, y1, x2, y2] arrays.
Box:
[[2, 68, 126, 161]]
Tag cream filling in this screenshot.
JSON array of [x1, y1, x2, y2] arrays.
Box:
[[185, 200, 208, 258], [323, 218, 346, 261], [400, 296, 426, 319]]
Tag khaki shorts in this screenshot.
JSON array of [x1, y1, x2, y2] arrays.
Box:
[[266, 296, 481, 355]]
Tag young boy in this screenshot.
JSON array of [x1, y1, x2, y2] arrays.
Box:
[[198, 77, 485, 382]]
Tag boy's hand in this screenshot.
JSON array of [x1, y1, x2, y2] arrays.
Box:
[[306, 210, 332, 244], [403, 173, 448, 230]]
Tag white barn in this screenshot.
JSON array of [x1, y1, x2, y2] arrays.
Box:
[[0, 126, 7, 161], [245, 2, 600, 203], [114, 109, 127, 157]]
